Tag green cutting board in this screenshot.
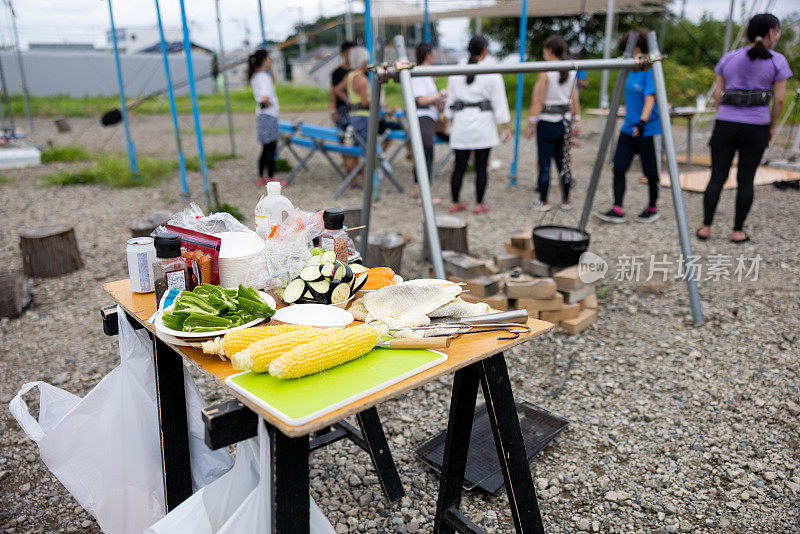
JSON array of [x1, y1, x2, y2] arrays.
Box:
[[225, 347, 447, 426]]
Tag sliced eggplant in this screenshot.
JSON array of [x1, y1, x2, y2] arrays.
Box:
[[320, 263, 335, 278], [283, 278, 305, 304], [308, 279, 331, 298], [330, 282, 351, 304], [352, 272, 369, 293], [340, 263, 354, 284], [332, 264, 346, 284], [349, 263, 369, 275], [320, 250, 337, 265], [300, 265, 322, 282], [306, 254, 322, 267]]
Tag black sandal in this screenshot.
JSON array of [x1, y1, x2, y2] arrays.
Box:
[[695, 228, 709, 241], [731, 234, 750, 244]]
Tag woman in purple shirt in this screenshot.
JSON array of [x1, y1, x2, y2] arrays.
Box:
[[697, 14, 792, 243]]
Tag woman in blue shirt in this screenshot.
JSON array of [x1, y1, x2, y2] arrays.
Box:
[[596, 30, 662, 224]]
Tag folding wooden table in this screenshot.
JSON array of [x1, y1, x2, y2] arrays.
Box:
[[103, 279, 554, 533]]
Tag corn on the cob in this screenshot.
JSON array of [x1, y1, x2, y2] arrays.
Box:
[[231, 327, 325, 373], [268, 324, 381, 379], [201, 324, 312, 360]]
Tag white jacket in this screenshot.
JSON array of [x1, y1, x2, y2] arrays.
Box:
[[444, 58, 510, 150]]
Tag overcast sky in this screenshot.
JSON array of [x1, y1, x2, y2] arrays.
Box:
[[3, 0, 796, 52]]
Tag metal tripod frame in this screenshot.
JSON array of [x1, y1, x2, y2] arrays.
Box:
[[360, 33, 703, 325]]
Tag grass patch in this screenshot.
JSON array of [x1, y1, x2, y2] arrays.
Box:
[[595, 286, 611, 299], [40, 144, 92, 163], [274, 158, 292, 173], [179, 126, 242, 136], [184, 151, 237, 172], [0, 174, 8, 184], [43, 155, 174, 188]]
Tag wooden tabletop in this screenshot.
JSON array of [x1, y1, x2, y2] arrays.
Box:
[[104, 279, 554, 437]]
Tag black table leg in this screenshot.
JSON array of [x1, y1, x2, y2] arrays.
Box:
[[269, 421, 310, 534], [434, 363, 481, 534], [152, 334, 193, 511], [480, 353, 544, 534], [356, 406, 405, 503]]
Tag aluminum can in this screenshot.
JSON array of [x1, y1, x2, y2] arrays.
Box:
[[127, 237, 156, 293]]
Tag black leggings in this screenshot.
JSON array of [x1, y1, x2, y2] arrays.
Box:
[[451, 148, 491, 204], [612, 132, 659, 208], [258, 141, 277, 178], [703, 120, 769, 231], [413, 145, 434, 184]]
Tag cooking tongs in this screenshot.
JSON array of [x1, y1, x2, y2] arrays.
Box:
[[389, 309, 532, 340]]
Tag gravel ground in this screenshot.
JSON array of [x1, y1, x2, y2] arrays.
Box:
[[1, 111, 799, 534]]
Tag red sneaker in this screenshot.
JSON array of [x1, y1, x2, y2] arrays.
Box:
[[473, 203, 490, 214], [256, 177, 268, 186]]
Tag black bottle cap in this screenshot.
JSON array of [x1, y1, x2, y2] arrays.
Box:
[[323, 208, 344, 230], [154, 232, 182, 258]]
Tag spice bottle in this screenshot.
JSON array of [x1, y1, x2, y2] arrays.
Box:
[[319, 208, 349, 262], [153, 232, 188, 306]]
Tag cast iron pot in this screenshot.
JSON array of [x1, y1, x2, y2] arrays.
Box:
[[532, 225, 590, 267]]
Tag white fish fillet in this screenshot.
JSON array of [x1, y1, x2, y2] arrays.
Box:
[[362, 282, 457, 323]]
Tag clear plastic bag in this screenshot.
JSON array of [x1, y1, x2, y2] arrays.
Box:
[[8, 307, 233, 534], [262, 209, 325, 290], [144, 421, 335, 534], [159, 203, 254, 236]]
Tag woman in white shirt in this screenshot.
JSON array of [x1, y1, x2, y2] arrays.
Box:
[[248, 49, 280, 186], [410, 42, 444, 201], [525, 35, 581, 211], [444, 35, 511, 214]]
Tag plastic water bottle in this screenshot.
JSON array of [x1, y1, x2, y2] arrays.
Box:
[[254, 182, 294, 239]]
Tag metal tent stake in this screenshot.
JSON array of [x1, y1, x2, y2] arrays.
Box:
[[378, 35, 702, 324]]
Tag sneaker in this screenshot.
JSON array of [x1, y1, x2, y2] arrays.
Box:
[[256, 176, 268, 186], [636, 208, 660, 222], [448, 202, 467, 213], [473, 203, 491, 214], [560, 201, 572, 211], [532, 200, 552, 212], [596, 207, 626, 223]]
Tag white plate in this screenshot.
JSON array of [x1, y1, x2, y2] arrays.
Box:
[[154, 291, 276, 339], [273, 303, 354, 329]]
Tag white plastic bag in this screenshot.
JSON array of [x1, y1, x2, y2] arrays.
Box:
[[145, 421, 335, 534], [9, 307, 233, 534]]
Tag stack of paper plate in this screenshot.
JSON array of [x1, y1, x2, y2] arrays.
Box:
[[215, 231, 266, 288]]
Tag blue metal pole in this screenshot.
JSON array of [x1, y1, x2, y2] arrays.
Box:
[[154, 0, 189, 200], [423, 0, 430, 43], [364, 0, 380, 201], [107, 0, 139, 176], [257, 0, 267, 50], [178, 0, 211, 210], [509, 0, 528, 186]]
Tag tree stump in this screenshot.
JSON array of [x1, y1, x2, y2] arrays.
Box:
[[0, 271, 33, 318], [422, 215, 469, 260], [358, 233, 406, 274], [130, 212, 171, 238], [19, 226, 82, 277]]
